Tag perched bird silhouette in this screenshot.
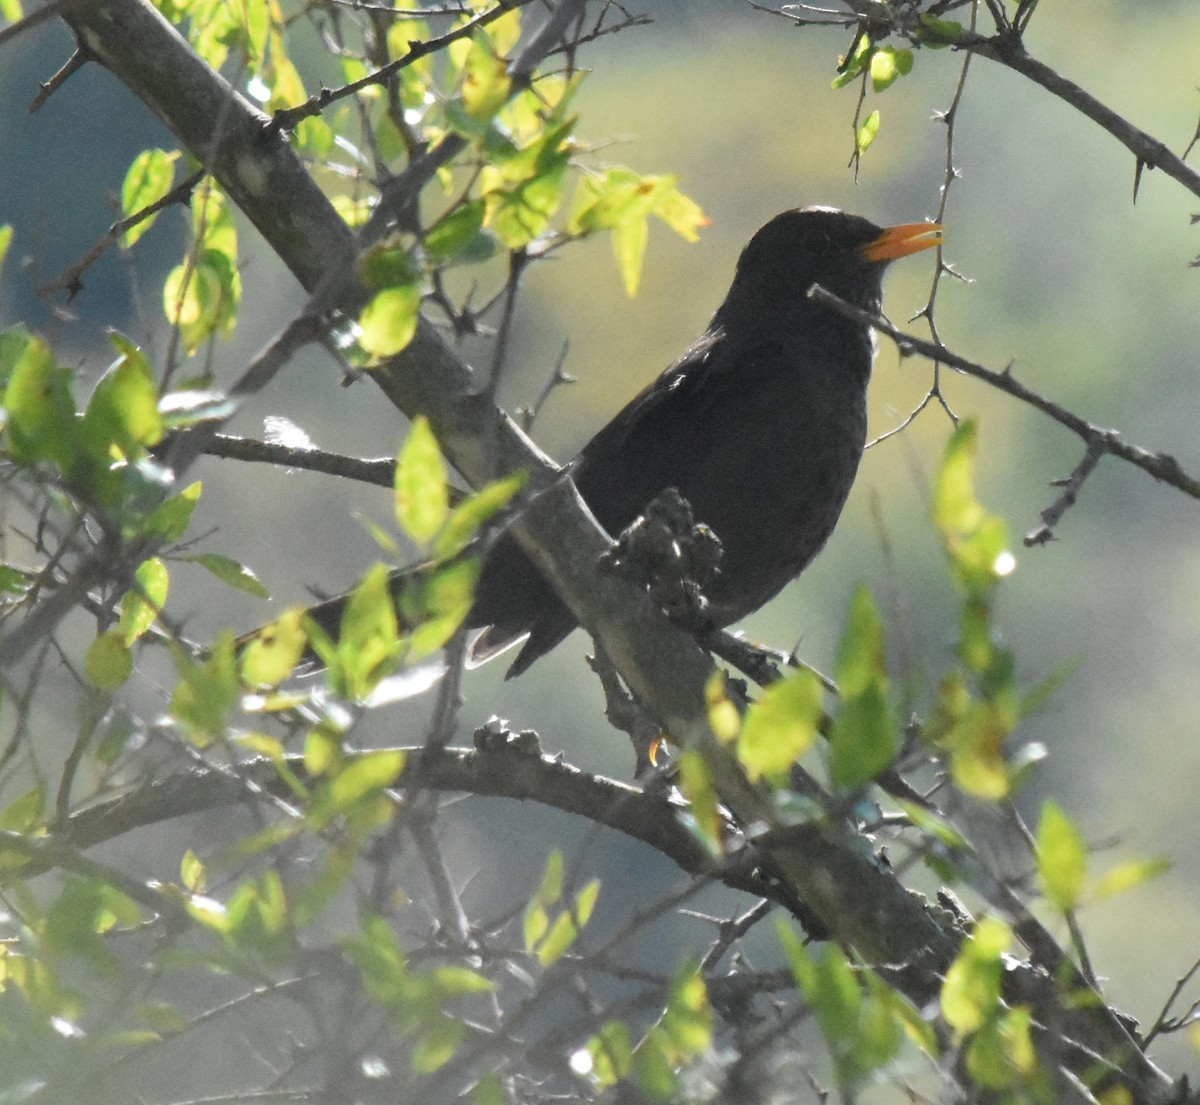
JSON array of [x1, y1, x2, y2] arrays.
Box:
[[310, 207, 941, 677]]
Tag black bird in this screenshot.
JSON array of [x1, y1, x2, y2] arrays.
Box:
[[314, 208, 941, 676]]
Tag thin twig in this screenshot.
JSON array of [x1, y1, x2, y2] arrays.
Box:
[[1024, 436, 1106, 547], [202, 433, 397, 488], [38, 169, 206, 298], [808, 283, 1200, 504]]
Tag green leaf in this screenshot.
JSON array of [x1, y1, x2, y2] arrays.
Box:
[[359, 243, 421, 289], [412, 1017, 464, 1073], [737, 667, 822, 782], [460, 32, 511, 121], [118, 556, 170, 644], [855, 110, 880, 155], [1093, 856, 1171, 900], [836, 584, 886, 695], [567, 168, 674, 236], [180, 849, 206, 892], [966, 1007, 1038, 1090], [394, 416, 448, 544], [813, 944, 861, 1042], [586, 1021, 633, 1086], [935, 420, 984, 539], [310, 749, 406, 830], [653, 188, 708, 241], [676, 748, 723, 852], [359, 283, 422, 360], [85, 631, 134, 691], [3, 331, 78, 469], [705, 669, 742, 744], [0, 225, 12, 274], [434, 472, 525, 558], [1036, 801, 1087, 911], [533, 849, 564, 907], [660, 962, 712, 1057], [404, 557, 480, 658], [425, 200, 493, 264], [777, 919, 819, 995], [612, 214, 649, 297], [631, 1030, 677, 1099], [335, 563, 402, 698], [524, 850, 563, 950], [163, 260, 223, 353], [473, 1074, 507, 1105], [535, 878, 599, 966], [144, 481, 202, 542], [831, 36, 873, 89], [330, 749, 406, 808], [486, 159, 569, 249], [869, 46, 913, 92], [239, 607, 308, 688], [190, 552, 269, 598], [940, 916, 1010, 1035], [169, 632, 241, 744], [0, 786, 44, 833], [829, 682, 897, 789], [120, 148, 179, 247], [918, 14, 964, 45], [941, 698, 1013, 799]]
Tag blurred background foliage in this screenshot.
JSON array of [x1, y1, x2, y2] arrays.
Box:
[[4, 0, 1200, 1083]]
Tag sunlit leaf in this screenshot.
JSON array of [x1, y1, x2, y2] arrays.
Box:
[[240, 607, 308, 687], [941, 916, 1010, 1035], [190, 552, 269, 598], [119, 556, 169, 644], [1036, 801, 1087, 911], [855, 110, 880, 155], [737, 667, 822, 781], [434, 472, 524, 558], [85, 631, 134, 691], [869, 46, 913, 92], [394, 416, 448, 544], [612, 214, 648, 297], [359, 284, 422, 360], [120, 148, 179, 247], [1093, 856, 1171, 900]]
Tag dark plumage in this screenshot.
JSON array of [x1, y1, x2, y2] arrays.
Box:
[[467, 207, 942, 675]]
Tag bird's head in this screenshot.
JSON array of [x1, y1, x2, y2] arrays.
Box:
[[727, 206, 942, 319]]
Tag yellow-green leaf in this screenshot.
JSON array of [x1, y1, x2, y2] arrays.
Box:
[[118, 556, 169, 645], [359, 284, 421, 360], [326, 750, 407, 814], [676, 748, 723, 853], [612, 214, 649, 297], [120, 148, 179, 247], [940, 916, 1010, 1035], [434, 472, 524, 558], [180, 849, 206, 892], [1093, 856, 1171, 900], [86, 631, 134, 691], [190, 552, 269, 598], [240, 607, 308, 687], [460, 34, 511, 121], [1036, 801, 1087, 911], [855, 110, 881, 155], [737, 667, 822, 782], [394, 416, 448, 544]]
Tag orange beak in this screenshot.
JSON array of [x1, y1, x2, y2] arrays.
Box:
[[859, 222, 943, 263]]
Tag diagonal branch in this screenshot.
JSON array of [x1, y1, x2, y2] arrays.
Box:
[[953, 30, 1200, 201], [809, 283, 1200, 504]]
